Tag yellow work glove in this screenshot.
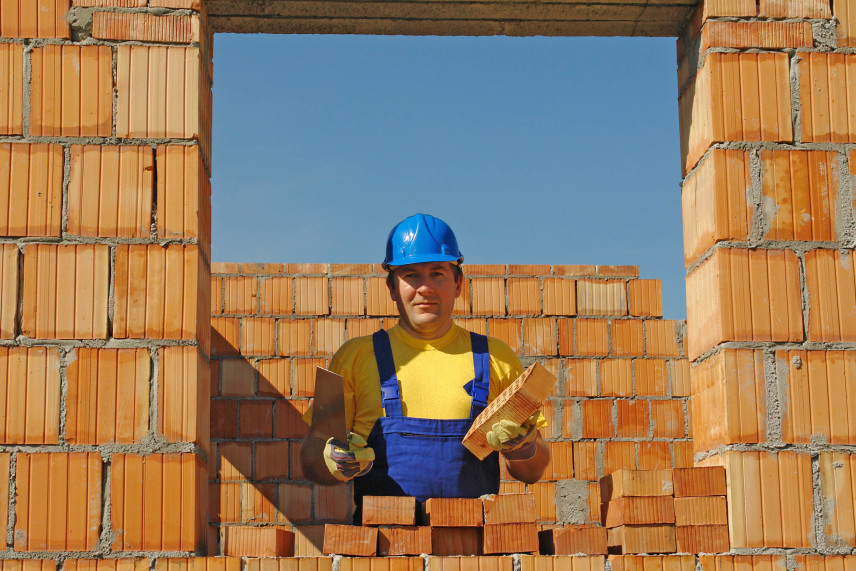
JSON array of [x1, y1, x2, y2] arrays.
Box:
[[485, 411, 540, 461], [323, 432, 375, 482]]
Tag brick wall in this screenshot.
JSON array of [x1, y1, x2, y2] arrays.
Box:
[[208, 262, 690, 554]]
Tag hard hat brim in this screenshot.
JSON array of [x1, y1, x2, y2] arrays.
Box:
[[383, 254, 463, 271]]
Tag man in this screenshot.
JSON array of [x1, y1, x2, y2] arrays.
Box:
[[300, 213, 550, 515]]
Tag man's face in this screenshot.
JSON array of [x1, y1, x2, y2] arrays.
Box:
[[387, 261, 463, 340]]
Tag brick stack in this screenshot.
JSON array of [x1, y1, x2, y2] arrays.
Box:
[[598, 467, 727, 555], [0, 0, 213, 559], [678, 0, 856, 552]]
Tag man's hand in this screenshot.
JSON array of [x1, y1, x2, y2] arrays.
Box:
[[485, 411, 540, 461], [323, 432, 375, 481]]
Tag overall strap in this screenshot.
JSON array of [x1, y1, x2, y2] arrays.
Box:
[[372, 330, 403, 417], [468, 332, 491, 419]]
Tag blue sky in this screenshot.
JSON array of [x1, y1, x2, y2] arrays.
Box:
[[211, 34, 687, 318]]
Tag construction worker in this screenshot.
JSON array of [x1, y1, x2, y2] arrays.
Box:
[[300, 213, 550, 516]]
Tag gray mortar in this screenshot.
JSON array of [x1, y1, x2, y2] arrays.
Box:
[[6, 453, 15, 549], [594, 440, 604, 480], [555, 478, 588, 525], [765, 349, 783, 445], [66, 8, 94, 42], [798, 251, 811, 342], [791, 53, 803, 146], [570, 400, 582, 440], [100, 454, 115, 554], [812, 20, 838, 51], [835, 152, 856, 247], [61, 146, 70, 236], [149, 347, 159, 440], [749, 149, 770, 243], [811, 453, 826, 552], [58, 347, 72, 443], [22, 43, 31, 137]]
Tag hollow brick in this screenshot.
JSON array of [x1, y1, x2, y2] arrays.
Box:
[[240, 400, 274, 438], [15, 452, 101, 551], [508, 277, 541, 314], [331, 277, 364, 315], [680, 52, 792, 173], [323, 525, 377, 556], [601, 359, 632, 397], [159, 346, 209, 449], [760, 150, 839, 242], [453, 278, 471, 316], [691, 349, 767, 452], [627, 279, 661, 317], [676, 525, 729, 553], [674, 497, 727, 526], [645, 320, 682, 358], [293, 526, 327, 557], [613, 320, 643, 357], [114, 244, 208, 342], [66, 347, 149, 445], [260, 277, 293, 315], [576, 319, 609, 356], [429, 528, 482, 556], [295, 276, 329, 315], [22, 244, 109, 339], [0, 244, 17, 339], [566, 358, 597, 396], [111, 452, 205, 551], [581, 400, 614, 438], [805, 249, 856, 342], [30, 45, 111, 137], [673, 466, 726, 497], [67, 145, 153, 238], [638, 442, 671, 470], [612, 555, 695, 571], [378, 527, 432, 556], [315, 318, 346, 356], [600, 469, 674, 501], [839, 0, 856, 46], [818, 453, 856, 547], [651, 400, 685, 438], [698, 555, 788, 571], [315, 482, 349, 522], [218, 441, 251, 481], [574, 442, 598, 481], [0, 142, 63, 237], [686, 248, 802, 360], [634, 359, 667, 396], [543, 277, 576, 316], [604, 441, 637, 476], [422, 498, 483, 527], [363, 496, 417, 526], [759, 0, 831, 17], [471, 277, 506, 315], [577, 280, 627, 316], [211, 399, 238, 439], [483, 522, 538, 554], [607, 525, 676, 554], [488, 318, 521, 353], [520, 555, 605, 571], [522, 317, 556, 356], [274, 398, 309, 439], [0, 346, 60, 444], [700, 21, 812, 52], [255, 358, 289, 397], [366, 276, 396, 316], [0, 0, 70, 37], [156, 145, 211, 250], [154, 559, 241, 571], [223, 276, 257, 314], [212, 317, 240, 356], [275, 482, 312, 523], [681, 150, 752, 266], [538, 527, 607, 555], [602, 496, 675, 528], [223, 527, 294, 557], [801, 54, 856, 143], [241, 317, 276, 356], [93, 12, 200, 43], [0, 43, 23, 134]]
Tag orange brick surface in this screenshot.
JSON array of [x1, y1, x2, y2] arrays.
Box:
[[15, 452, 102, 551], [543, 278, 576, 316], [603, 497, 675, 528], [66, 348, 149, 444], [839, 0, 856, 46], [613, 320, 643, 356], [674, 497, 727, 526], [223, 526, 294, 557], [0, 244, 16, 339], [601, 470, 674, 501], [700, 21, 812, 51], [611, 555, 694, 571], [672, 467, 727, 497], [0, 43, 23, 134], [0, 142, 63, 236], [111, 453, 204, 551], [804, 250, 856, 342], [423, 498, 483, 527], [30, 45, 111, 136], [377, 526, 432, 556], [483, 522, 538, 554], [157, 145, 211, 246], [800, 54, 856, 143], [67, 145, 153, 238], [363, 496, 417, 526], [483, 493, 536, 524], [0, 346, 60, 444], [686, 248, 802, 359], [759, 0, 831, 17], [93, 12, 199, 42], [627, 280, 662, 317], [581, 400, 614, 438], [322, 524, 377, 556], [508, 277, 541, 314], [521, 555, 605, 571], [471, 277, 506, 315], [538, 526, 608, 555], [22, 244, 109, 339], [676, 525, 729, 553], [616, 400, 649, 438], [819, 452, 856, 547], [577, 280, 627, 316], [0, 0, 70, 37], [601, 359, 632, 396], [576, 319, 609, 356], [159, 346, 209, 446]]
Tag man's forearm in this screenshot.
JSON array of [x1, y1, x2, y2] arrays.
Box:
[[300, 429, 341, 486], [504, 432, 550, 484]]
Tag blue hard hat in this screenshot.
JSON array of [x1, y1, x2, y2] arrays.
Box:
[[383, 213, 464, 270]]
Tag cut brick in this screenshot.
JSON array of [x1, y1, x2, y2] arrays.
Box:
[[483, 493, 536, 524], [30, 45, 111, 137], [463, 363, 557, 460], [67, 144, 153, 238], [363, 496, 417, 526], [483, 522, 538, 554], [675, 525, 729, 553], [0, 43, 23, 134], [0, 244, 17, 339], [322, 524, 377, 556], [0, 142, 63, 236], [672, 467, 727, 497], [14, 452, 102, 551], [430, 527, 482, 556], [600, 470, 674, 501], [378, 526, 432, 556], [111, 453, 205, 551], [607, 525, 676, 554], [22, 244, 109, 339], [674, 497, 727, 526], [223, 526, 295, 557], [65, 347, 149, 444], [602, 497, 676, 528], [422, 497, 483, 527], [93, 12, 200, 43], [538, 526, 608, 555]]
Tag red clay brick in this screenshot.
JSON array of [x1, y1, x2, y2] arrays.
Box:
[[538, 526, 608, 555], [274, 399, 309, 439], [0, 44, 23, 134], [574, 443, 598, 481], [224, 526, 295, 557], [566, 359, 598, 396], [331, 277, 364, 315], [674, 497, 727, 526], [212, 317, 240, 356], [218, 441, 251, 481], [675, 525, 729, 553], [645, 320, 682, 358], [576, 319, 609, 356], [0, 245, 17, 338], [259, 277, 293, 315], [111, 453, 204, 551], [159, 346, 208, 448], [759, 0, 830, 17], [607, 525, 676, 554], [818, 452, 856, 547], [489, 318, 521, 353], [222, 277, 257, 314], [366, 277, 396, 316], [470, 277, 505, 315], [156, 144, 211, 249], [604, 442, 637, 477], [0, 142, 63, 236], [508, 277, 540, 314], [651, 400, 685, 439], [256, 358, 290, 397], [635, 359, 668, 397], [422, 498, 483, 527], [616, 400, 649, 438], [700, 21, 812, 52], [295, 277, 329, 315], [241, 482, 277, 523], [316, 484, 350, 522], [0, 346, 60, 444], [581, 400, 614, 438], [1, 0, 71, 36], [239, 401, 274, 438], [211, 399, 238, 439], [611, 555, 694, 571], [483, 522, 538, 554], [805, 250, 856, 342], [509, 264, 550, 275], [672, 467, 726, 497], [322, 525, 377, 556], [483, 493, 536, 524], [430, 527, 482, 556], [30, 45, 111, 136], [66, 347, 149, 444], [254, 441, 289, 481], [627, 280, 662, 317], [598, 266, 638, 278], [363, 496, 417, 526], [800, 54, 856, 144], [600, 469, 674, 501], [275, 482, 312, 523], [93, 12, 199, 42], [613, 320, 644, 357], [15, 452, 101, 551], [0, 453, 7, 533], [839, 0, 856, 46], [543, 441, 574, 480], [577, 280, 627, 316], [241, 317, 276, 356], [530, 481, 557, 521], [22, 244, 109, 339], [220, 358, 255, 397], [377, 526, 431, 556], [553, 265, 597, 277], [603, 497, 675, 528], [543, 278, 576, 316], [522, 317, 557, 356], [638, 442, 671, 471]]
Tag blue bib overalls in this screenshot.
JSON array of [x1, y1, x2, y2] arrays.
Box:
[[353, 329, 500, 520]]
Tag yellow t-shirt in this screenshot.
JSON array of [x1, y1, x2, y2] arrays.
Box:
[[305, 323, 534, 439]]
